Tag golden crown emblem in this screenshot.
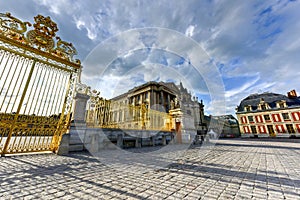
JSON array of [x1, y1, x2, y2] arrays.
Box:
[[0, 12, 80, 64]]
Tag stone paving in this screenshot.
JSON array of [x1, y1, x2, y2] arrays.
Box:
[[0, 139, 300, 200]]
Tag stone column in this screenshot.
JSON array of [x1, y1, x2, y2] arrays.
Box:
[[135, 137, 141, 148], [73, 93, 90, 124], [167, 94, 170, 111], [67, 92, 90, 153], [135, 138, 139, 148], [160, 91, 164, 107], [56, 134, 70, 155], [88, 133, 99, 153], [162, 135, 167, 146], [117, 134, 123, 148]]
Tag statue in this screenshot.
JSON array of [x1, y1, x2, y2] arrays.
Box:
[[174, 97, 180, 108], [170, 100, 175, 110]]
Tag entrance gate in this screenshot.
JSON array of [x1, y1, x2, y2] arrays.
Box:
[[0, 13, 80, 155]]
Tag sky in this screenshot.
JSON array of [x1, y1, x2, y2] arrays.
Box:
[[1, 0, 300, 116]]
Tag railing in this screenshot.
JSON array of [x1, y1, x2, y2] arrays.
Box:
[[0, 13, 80, 155], [86, 99, 172, 131]]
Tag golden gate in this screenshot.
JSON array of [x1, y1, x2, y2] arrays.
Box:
[[0, 13, 80, 155]]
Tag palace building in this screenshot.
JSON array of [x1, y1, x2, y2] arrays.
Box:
[[236, 90, 300, 137], [89, 81, 206, 142]]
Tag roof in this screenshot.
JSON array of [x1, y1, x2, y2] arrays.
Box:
[[236, 92, 300, 112], [111, 81, 177, 101]]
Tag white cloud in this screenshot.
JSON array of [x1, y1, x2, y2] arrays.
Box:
[[185, 25, 195, 37], [1, 0, 300, 116], [225, 75, 260, 98]]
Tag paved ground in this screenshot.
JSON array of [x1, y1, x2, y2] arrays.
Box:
[[0, 139, 300, 200]]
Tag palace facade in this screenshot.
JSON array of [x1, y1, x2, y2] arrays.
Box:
[[236, 90, 300, 137], [90, 81, 206, 142]]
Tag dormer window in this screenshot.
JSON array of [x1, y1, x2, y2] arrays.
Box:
[[244, 105, 252, 111], [258, 98, 270, 110], [276, 100, 286, 109], [258, 103, 269, 110]]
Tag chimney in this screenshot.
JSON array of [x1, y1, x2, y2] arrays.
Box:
[[287, 90, 297, 98]]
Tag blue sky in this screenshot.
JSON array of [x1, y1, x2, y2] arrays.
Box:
[[1, 0, 300, 116]]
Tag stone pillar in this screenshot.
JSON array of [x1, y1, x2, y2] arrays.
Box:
[[170, 132, 175, 144], [135, 137, 141, 148], [56, 134, 70, 155], [150, 136, 156, 146], [117, 134, 123, 148], [67, 92, 90, 153], [138, 132, 142, 147], [162, 135, 167, 146], [160, 91, 164, 107], [150, 90, 155, 107], [89, 134, 99, 153], [73, 93, 90, 123], [167, 94, 170, 111]]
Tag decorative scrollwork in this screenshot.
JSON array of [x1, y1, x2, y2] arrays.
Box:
[[75, 83, 89, 94], [0, 12, 31, 43], [26, 15, 58, 51], [52, 37, 77, 60], [0, 12, 80, 63]]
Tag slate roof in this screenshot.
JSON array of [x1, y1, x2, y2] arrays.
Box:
[[237, 92, 300, 112]]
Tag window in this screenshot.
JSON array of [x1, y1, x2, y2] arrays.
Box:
[[248, 116, 254, 122], [145, 92, 148, 99], [267, 125, 275, 134], [282, 113, 289, 120], [245, 106, 251, 111], [286, 124, 295, 133], [261, 104, 266, 110], [251, 126, 257, 134], [264, 115, 270, 121], [279, 103, 285, 108]]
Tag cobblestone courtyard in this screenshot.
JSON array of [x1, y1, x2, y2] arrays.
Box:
[[1, 139, 300, 200]]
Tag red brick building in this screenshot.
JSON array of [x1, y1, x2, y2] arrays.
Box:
[[236, 90, 300, 137]]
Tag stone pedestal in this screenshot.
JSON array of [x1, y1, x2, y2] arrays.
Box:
[[117, 134, 123, 148], [162, 135, 166, 146], [68, 92, 90, 153], [150, 136, 155, 146], [87, 133, 99, 153], [73, 93, 90, 123], [135, 137, 141, 148], [57, 134, 70, 155]]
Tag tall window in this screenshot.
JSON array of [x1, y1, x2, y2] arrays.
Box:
[[248, 116, 254, 122], [251, 126, 257, 134], [282, 113, 289, 120], [137, 95, 140, 102], [267, 125, 275, 134], [286, 124, 295, 133], [264, 114, 270, 121]]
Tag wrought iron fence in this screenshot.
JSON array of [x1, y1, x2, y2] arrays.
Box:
[[86, 98, 172, 131], [0, 13, 80, 155]]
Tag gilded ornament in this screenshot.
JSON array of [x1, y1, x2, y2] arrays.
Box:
[[0, 12, 80, 63]]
